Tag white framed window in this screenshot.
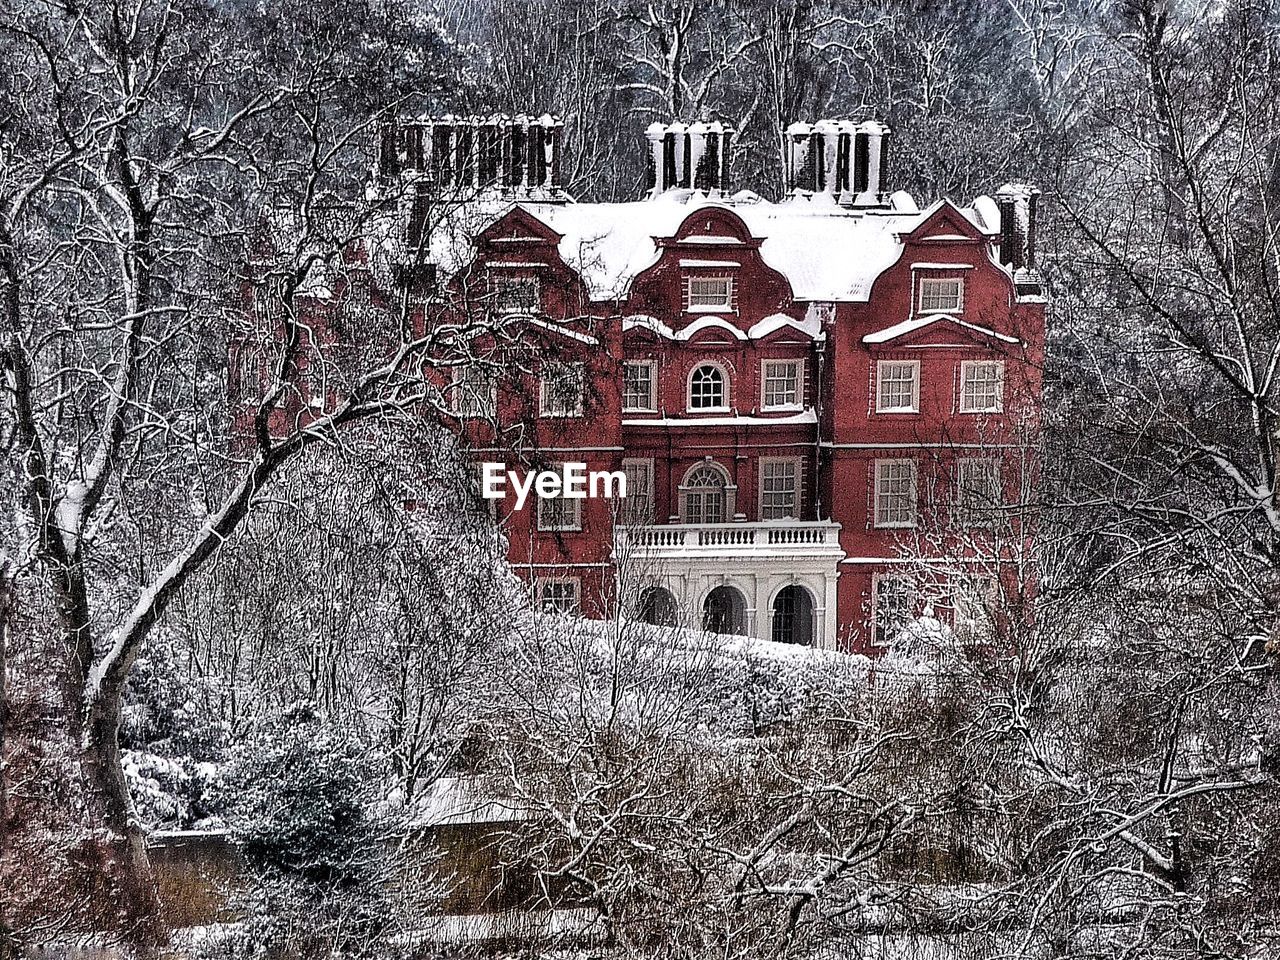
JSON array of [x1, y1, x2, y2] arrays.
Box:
[[759, 458, 801, 520], [919, 276, 963, 313], [623, 361, 657, 412], [688, 363, 728, 411], [490, 274, 540, 315], [874, 459, 917, 528], [681, 463, 730, 524], [620, 458, 655, 525], [536, 492, 582, 532], [453, 364, 496, 419], [537, 577, 580, 614], [872, 575, 918, 647], [540, 361, 585, 417], [952, 576, 995, 645], [954, 458, 1001, 528], [686, 275, 733, 311], [762, 360, 802, 409], [959, 360, 1004, 413], [876, 360, 919, 413]]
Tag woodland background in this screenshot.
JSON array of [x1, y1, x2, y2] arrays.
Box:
[[3, 0, 1280, 957]]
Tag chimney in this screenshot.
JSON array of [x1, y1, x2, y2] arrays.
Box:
[[995, 182, 1042, 294], [852, 120, 890, 206], [786, 119, 891, 205], [376, 114, 565, 199], [647, 120, 734, 197], [785, 121, 814, 193]]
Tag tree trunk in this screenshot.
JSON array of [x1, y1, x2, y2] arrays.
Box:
[[82, 690, 164, 949], [1264, 627, 1280, 778], [0, 558, 14, 960]]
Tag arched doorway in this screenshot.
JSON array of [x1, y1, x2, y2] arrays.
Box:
[[771, 585, 815, 645], [636, 586, 679, 627], [703, 585, 747, 636]]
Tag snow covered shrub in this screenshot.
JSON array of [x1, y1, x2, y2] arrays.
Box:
[[222, 701, 371, 886], [216, 702, 402, 958], [120, 636, 230, 828]]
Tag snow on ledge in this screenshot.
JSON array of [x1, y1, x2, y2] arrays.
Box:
[[862, 313, 1020, 345], [748, 312, 823, 340], [625, 313, 822, 343], [624, 410, 818, 428], [527, 316, 599, 345], [677, 315, 748, 340], [622, 314, 675, 338]]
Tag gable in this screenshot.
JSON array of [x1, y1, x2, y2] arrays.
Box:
[[900, 200, 989, 246], [671, 206, 754, 246], [477, 205, 562, 248]]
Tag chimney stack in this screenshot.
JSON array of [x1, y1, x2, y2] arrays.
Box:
[[646, 120, 734, 197], [376, 114, 565, 199], [785, 118, 891, 206], [995, 182, 1041, 295]]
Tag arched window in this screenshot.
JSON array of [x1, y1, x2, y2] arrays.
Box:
[[688, 363, 727, 410], [683, 464, 728, 524]]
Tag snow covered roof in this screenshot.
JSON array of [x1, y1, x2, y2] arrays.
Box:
[[411, 775, 529, 826], [362, 188, 1001, 306], [516, 190, 996, 303]]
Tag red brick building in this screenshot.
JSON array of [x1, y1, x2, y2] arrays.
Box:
[[257, 114, 1045, 654]]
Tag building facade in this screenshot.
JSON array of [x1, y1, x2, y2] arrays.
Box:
[[246, 114, 1046, 655]]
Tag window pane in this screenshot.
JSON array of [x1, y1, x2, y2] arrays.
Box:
[[621, 459, 654, 525], [684, 466, 727, 523], [688, 276, 732, 308], [760, 460, 798, 520], [454, 364, 495, 418], [955, 458, 1001, 527], [961, 361, 1003, 413], [689, 364, 726, 409], [952, 577, 994, 644], [875, 460, 917, 527], [919, 277, 963, 312], [541, 362, 584, 416], [874, 578, 917, 646], [877, 362, 918, 412], [537, 472, 582, 530], [539, 579, 579, 614], [492, 276, 539, 314], [623, 362, 655, 411], [763, 361, 800, 408]]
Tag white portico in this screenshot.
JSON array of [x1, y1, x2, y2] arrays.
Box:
[[615, 520, 845, 648]]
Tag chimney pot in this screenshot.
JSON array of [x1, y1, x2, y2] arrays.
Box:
[[995, 182, 1041, 290]]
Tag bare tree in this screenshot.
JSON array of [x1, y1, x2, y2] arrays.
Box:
[[0, 0, 528, 944]]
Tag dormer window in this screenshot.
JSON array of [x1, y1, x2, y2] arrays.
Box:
[[919, 276, 963, 313], [686, 276, 733, 311], [491, 275, 540, 315]]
